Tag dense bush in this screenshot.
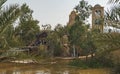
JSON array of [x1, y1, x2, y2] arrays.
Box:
[[68, 58, 113, 69], [112, 63, 120, 74]]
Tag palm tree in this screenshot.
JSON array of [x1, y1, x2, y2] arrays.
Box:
[[0, 0, 21, 49], [105, 0, 120, 29], [108, 0, 119, 3], [94, 33, 120, 55], [105, 5, 120, 29]]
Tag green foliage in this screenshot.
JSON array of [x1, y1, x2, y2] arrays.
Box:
[[0, 2, 40, 59], [80, 32, 96, 57], [74, 0, 92, 22], [69, 58, 113, 69], [53, 43, 63, 56], [0, 0, 7, 8], [69, 21, 86, 46], [69, 60, 102, 69], [105, 6, 120, 28], [68, 21, 87, 56], [44, 24, 70, 57], [68, 20, 96, 57], [0, 1, 21, 49], [93, 33, 120, 57], [15, 4, 40, 45], [113, 63, 120, 74], [47, 30, 63, 57], [91, 9, 120, 72], [93, 32, 120, 73], [54, 24, 65, 37], [69, 59, 89, 68]]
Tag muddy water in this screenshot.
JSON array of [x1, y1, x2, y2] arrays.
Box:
[[0, 63, 110, 74]]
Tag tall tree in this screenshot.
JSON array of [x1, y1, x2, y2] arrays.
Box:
[[68, 21, 87, 57], [0, 0, 21, 49], [15, 4, 40, 46], [74, 0, 92, 22]]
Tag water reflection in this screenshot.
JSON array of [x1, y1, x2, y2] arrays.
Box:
[[0, 63, 110, 74]]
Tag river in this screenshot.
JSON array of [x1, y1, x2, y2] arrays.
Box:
[[0, 63, 110, 74]]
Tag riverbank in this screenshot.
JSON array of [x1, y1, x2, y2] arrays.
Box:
[[0, 62, 111, 74], [0, 56, 89, 64], [0, 56, 117, 74]]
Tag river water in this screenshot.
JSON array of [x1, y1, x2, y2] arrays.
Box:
[[0, 63, 110, 74]]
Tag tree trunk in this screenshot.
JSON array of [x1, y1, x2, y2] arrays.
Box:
[[73, 45, 76, 57]]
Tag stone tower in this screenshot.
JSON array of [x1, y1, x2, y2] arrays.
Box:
[[92, 4, 104, 32], [67, 10, 77, 26]]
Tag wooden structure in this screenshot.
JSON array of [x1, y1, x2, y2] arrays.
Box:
[[92, 4, 104, 32]]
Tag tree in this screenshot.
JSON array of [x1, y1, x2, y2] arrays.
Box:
[[15, 4, 40, 46], [0, 0, 21, 49], [46, 30, 63, 57], [105, 5, 120, 29], [93, 33, 120, 57], [68, 21, 87, 57], [74, 0, 92, 22], [54, 24, 65, 38], [81, 31, 96, 59]]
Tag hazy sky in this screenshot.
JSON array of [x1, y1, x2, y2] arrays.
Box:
[[5, 0, 109, 28]]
